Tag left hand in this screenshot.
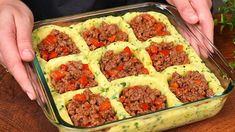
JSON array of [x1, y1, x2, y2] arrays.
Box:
[[167, 0, 213, 56]]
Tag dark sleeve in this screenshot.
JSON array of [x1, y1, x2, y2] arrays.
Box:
[[23, 0, 167, 21]]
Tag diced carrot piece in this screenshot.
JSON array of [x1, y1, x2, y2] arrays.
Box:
[[107, 70, 118, 77], [155, 23, 164, 33], [107, 35, 116, 43], [176, 45, 184, 52], [160, 50, 170, 56], [117, 64, 124, 71], [194, 79, 201, 85], [155, 23, 169, 36], [49, 51, 58, 59], [154, 99, 163, 106], [73, 93, 86, 102], [42, 35, 57, 45], [62, 47, 69, 54], [65, 81, 77, 91], [41, 50, 49, 61], [82, 64, 89, 70], [99, 100, 111, 111], [140, 103, 149, 110], [142, 68, 149, 74], [79, 75, 88, 86], [123, 46, 132, 56], [170, 82, 179, 89], [119, 96, 125, 103], [154, 99, 164, 109], [150, 45, 158, 54], [90, 39, 104, 48], [150, 54, 155, 60], [51, 70, 65, 81], [82, 31, 90, 37], [146, 48, 151, 55], [59, 64, 68, 71], [84, 103, 91, 109]]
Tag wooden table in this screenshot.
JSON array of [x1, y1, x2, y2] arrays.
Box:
[[0, 26, 235, 132]]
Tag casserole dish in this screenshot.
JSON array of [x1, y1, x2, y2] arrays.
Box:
[[25, 2, 235, 132]]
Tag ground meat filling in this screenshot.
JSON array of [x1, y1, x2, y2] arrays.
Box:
[[100, 47, 149, 81], [50, 61, 98, 93], [146, 42, 190, 72], [130, 14, 170, 41], [169, 71, 214, 103], [67, 89, 117, 127], [38, 29, 80, 61], [81, 22, 128, 51], [119, 85, 166, 116]]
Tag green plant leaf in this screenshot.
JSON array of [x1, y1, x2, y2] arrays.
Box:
[[220, 14, 225, 23], [227, 22, 234, 30], [214, 19, 219, 26], [223, 0, 229, 3], [220, 25, 225, 32], [229, 62, 235, 69]]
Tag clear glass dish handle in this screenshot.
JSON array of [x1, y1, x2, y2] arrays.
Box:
[[24, 62, 58, 124]]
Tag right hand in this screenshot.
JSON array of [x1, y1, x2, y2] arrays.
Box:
[[0, 0, 36, 100]]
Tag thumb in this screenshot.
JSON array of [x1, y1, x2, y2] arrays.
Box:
[[167, 0, 199, 24]]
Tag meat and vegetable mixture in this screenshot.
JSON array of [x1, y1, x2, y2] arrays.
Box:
[[146, 42, 190, 72], [38, 29, 80, 61], [67, 89, 117, 127], [119, 85, 166, 116], [33, 12, 223, 128], [169, 71, 214, 103], [50, 61, 98, 93], [100, 46, 149, 81], [130, 14, 170, 41], [81, 22, 128, 51]]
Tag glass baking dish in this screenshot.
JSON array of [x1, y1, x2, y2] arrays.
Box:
[[25, 2, 235, 132]]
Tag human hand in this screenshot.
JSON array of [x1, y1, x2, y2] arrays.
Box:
[[0, 0, 35, 100], [167, 0, 213, 56]]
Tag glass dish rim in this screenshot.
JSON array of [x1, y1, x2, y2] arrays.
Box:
[[31, 2, 235, 129]]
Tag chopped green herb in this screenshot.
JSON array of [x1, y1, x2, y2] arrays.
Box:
[[84, 55, 88, 59], [120, 82, 127, 87], [101, 87, 109, 92], [134, 122, 139, 128], [95, 72, 99, 76], [111, 94, 117, 99], [156, 117, 161, 121], [59, 105, 64, 110]]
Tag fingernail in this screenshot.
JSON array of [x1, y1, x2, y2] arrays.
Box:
[[22, 49, 34, 58], [190, 14, 198, 22], [27, 92, 35, 100]]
